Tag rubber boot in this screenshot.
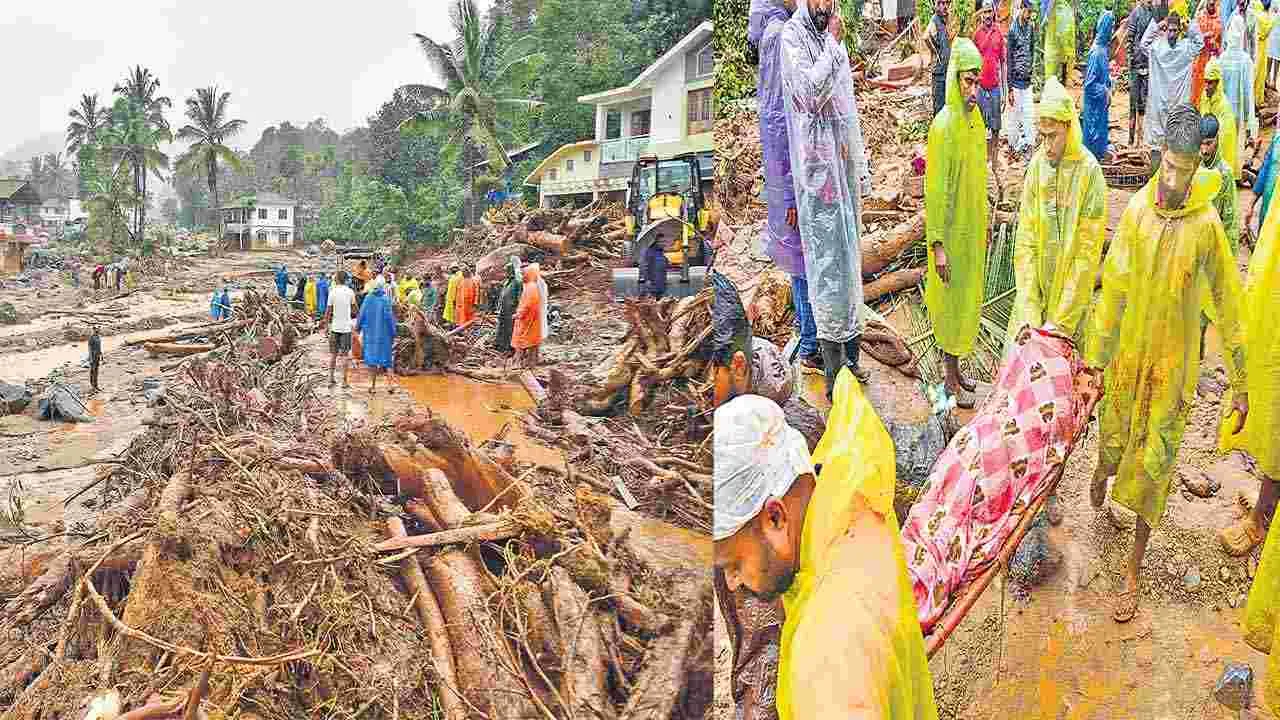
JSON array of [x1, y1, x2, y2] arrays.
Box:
[[819, 339, 843, 402], [843, 338, 870, 384]]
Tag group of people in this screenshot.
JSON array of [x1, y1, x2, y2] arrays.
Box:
[[91, 259, 132, 292], [720, 0, 1280, 716]]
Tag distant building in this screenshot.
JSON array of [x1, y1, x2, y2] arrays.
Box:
[[526, 20, 715, 208], [37, 197, 84, 230], [221, 192, 297, 251], [0, 178, 41, 224]]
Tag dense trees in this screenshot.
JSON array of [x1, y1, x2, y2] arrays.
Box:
[[175, 86, 247, 240]]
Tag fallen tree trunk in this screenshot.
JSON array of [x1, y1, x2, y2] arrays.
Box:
[[373, 518, 521, 552], [126, 320, 248, 347], [385, 517, 467, 720], [862, 213, 925, 275], [144, 342, 218, 357], [527, 230, 572, 255], [864, 267, 926, 302]]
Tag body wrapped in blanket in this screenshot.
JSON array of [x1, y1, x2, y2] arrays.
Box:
[[902, 327, 1096, 632]]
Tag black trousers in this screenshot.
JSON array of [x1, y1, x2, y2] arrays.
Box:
[[90, 360, 100, 389]]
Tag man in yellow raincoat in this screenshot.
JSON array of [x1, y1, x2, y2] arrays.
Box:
[[1086, 104, 1249, 624], [1044, 0, 1077, 85], [1219, 172, 1280, 559], [1007, 78, 1107, 525], [396, 273, 420, 307], [443, 265, 461, 324], [1234, 187, 1280, 714], [1252, 0, 1274, 108], [925, 38, 988, 408], [1199, 58, 1242, 176], [304, 272, 318, 316], [714, 372, 937, 720]]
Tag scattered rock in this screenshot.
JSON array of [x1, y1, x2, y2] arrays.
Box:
[[1230, 594, 1240, 608], [1220, 566, 1232, 582], [1196, 367, 1228, 398], [1214, 662, 1254, 711], [1184, 567, 1203, 591], [1179, 465, 1220, 498], [1206, 454, 1256, 498]]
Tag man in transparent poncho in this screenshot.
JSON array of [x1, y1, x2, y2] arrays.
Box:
[[779, 0, 873, 401], [1142, 6, 1206, 168]]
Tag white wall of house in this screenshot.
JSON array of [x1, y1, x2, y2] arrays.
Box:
[[649, 58, 688, 146], [225, 203, 296, 249]]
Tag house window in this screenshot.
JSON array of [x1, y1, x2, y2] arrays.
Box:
[[606, 111, 622, 140], [630, 110, 651, 137], [688, 88, 714, 135], [584, 150, 592, 163], [258, 208, 267, 220], [278, 231, 290, 244], [256, 230, 267, 241], [695, 42, 715, 78], [566, 159, 575, 172], [548, 169, 558, 181], [278, 208, 288, 220]]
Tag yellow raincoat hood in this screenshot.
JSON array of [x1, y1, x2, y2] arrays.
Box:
[[1006, 78, 1107, 350], [1200, 58, 1241, 176], [924, 39, 989, 356], [775, 370, 937, 720]]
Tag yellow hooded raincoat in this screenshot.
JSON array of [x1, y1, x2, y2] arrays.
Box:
[[1200, 58, 1242, 177], [1007, 79, 1107, 353], [443, 271, 461, 323], [1254, 1, 1274, 107], [1044, 0, 1077, 81], [925, 38, 988, 357], [776, 369, 938, 720], [1086, 167, 1248, 528], [1234, 188, 1280, 716]]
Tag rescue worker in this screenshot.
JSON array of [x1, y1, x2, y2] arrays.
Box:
[[925, 38, 988, 408], [513, 263, 544, 369], [1044, 0, 1077, 85], [1082, 11, 1117, 161], [1192, 0, 1224, 104], [356, 276, 397, 395], [713, 377, 938, 720], [1141, 6, 1207, 170], [779, 0, 873, 400], [88, 325, 102, 394], [494, 258, 523, 358], [1200, 58, 1243, 175], [1086, 104, 1249, 623], [275, 264, 289, 299]]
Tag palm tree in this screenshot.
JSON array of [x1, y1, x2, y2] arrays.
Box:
[[101, 97, 170, 245], [43, 153, 67, 198], [66, 93, 107, 154], [175, 86, 246, 242], [113, 66, 173, 244], [397, 0, 542, 224]]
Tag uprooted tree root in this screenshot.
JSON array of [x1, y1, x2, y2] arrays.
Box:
[[0, 352, 712, 719]]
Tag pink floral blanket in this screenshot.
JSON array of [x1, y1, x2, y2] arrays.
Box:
[[902, 327, 1091, 633]]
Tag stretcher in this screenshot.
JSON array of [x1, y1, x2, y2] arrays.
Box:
[[922, 381, 1101, 658]]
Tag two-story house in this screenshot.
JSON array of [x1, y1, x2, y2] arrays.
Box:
[[525, 20, 714, 208], [222, 192, 298, 251]]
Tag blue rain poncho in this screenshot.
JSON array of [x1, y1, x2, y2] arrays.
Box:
[[779, 0, 872, 343], [1082, 11, 1116, 160], [751, 0, 806, 276], [1141, 17, 1206, 146], [1255, 136, 1280, 227], [316, 275, 330, 317], [275, 266, 289, 298], [357, 286, 397, 369]]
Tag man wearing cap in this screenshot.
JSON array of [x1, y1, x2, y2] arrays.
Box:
[[973, 0, 1007, 180], [714, 372, 937, 719]]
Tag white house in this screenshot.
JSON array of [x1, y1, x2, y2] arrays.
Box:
[[37, 198, 86, 230], [525, 20, 715, 208], [222, 192, 297, 251]]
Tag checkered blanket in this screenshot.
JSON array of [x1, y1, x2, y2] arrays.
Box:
[[902, 327, 1090, 633]]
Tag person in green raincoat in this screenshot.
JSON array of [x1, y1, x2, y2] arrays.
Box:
[[494, 257, 523, 358], [1199, 58, 1242, 177], [1198, 114, 1244, 359], [1235, 187, 1280, 715], [1086, 104, 1250, 624], [925, 38, 988, 408], [714, 374, 937, 720]]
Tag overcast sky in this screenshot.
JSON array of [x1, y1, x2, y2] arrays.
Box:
[[1, 1, 490, 158]]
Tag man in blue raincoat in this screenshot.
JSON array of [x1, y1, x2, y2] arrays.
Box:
[[357, 276, 397, 395], [275, 265, 289, 299], [1083, 11, 1118, 160], [315, 272, 330, 319]]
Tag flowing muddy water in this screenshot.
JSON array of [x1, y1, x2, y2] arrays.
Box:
[[0, 318, 217, 383]]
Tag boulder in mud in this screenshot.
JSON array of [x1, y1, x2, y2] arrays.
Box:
[[0, 302, 17, 324], [36, 384, 93, 423], [1179, 465, 1220, 498], [0, 381, 32, 414], [1213, 662, 1253, 710]]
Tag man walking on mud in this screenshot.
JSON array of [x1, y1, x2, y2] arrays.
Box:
[[88, 325, 102, 394], [1087, 104, 1249, 623], [926, 0, 952, 118], [324, 270, 357, 389]]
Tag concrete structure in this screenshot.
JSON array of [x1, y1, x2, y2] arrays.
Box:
[[0, 179, 41, 224], [37, 197, 85, 230], [525, 20, 715, 208], [221, 192, 297, 251]]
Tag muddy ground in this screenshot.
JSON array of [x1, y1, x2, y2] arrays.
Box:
[[712, 70, 1278, 719]]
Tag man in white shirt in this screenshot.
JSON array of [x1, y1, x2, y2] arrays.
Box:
[[323, 270, 357, 388]]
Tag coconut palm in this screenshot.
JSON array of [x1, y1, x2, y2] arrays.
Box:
[[42, 153, 68, 198], [101, 97, 171, 245], [66, 93, 108, 154], [113, 66, 173, 243], [397, 0, 542, 224], [175, 86, 247, 240]]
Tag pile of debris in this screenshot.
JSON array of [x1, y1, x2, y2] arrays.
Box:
[[129, 290, 315, 364], [0, 348, 712, 718]]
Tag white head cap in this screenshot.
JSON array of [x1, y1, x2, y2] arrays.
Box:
[[713, 394, 814, 541]]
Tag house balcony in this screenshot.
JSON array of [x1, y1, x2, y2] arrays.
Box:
[[224, 222, 248, 233], [600, 135, 650, 164]]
